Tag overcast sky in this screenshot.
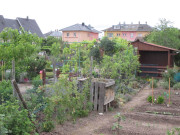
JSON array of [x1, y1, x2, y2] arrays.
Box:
[[0, 0, 179, 34]]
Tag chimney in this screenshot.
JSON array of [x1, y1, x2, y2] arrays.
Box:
[[27, 16, 29, 20], [82, 22, 85, 26], [139, 21, 140, 24], [145, 21, 147, 24]]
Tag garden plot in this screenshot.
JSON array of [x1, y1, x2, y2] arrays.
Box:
[[40, 85, 180, 135]]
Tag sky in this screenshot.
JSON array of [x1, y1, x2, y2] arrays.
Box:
[[0, 0, 180, 34]]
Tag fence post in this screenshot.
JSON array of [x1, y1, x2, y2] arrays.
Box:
[[53, 61, 57, 83], [56, 68, 60, 79], [12, 60, 17, 97], [42, 69, 46, 85]]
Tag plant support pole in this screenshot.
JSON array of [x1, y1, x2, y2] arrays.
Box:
[[169, 78, 170, 105], [152, 77, 153, 104]]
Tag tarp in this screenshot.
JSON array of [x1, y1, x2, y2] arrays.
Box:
[[174, 72, 180, 82]]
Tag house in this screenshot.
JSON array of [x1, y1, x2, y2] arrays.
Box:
[[131, 39, 179, 77], [44, 30, 62, 39], [0, 15, 44, 37], [103, 22, 152, 41], [60, 23, 100, 42]]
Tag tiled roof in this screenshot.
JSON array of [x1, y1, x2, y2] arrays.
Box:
[[60, 23, 100, 33], [103, 23, 152, 32], [44, 30, 62, 37], [0, 15, 44, 37]]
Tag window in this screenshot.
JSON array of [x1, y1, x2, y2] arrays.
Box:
[[74, 33, 76, 37], [138, 33, 142, 37], [123, 33, 126, 37], [67, 33, 69, 37], [116, 33, 120, 36], [107, 33, 113, 37], [114, 25, 120, 29], [130, 33, 134, 38]]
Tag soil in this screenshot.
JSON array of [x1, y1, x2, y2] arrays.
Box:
[[18, 82, 33, 93], [41, 85, 180, 135]]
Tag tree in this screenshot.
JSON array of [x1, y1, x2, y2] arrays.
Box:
[[145, 18, 180, 49], [145, 19, 180, 67], [0, 28, 41, 80], [100, 37, 115, 56]]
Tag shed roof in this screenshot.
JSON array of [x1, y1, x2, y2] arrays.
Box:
[[132, 39, 179, 52]]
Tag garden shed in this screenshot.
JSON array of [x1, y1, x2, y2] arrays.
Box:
[[131, 39, 179, 77]]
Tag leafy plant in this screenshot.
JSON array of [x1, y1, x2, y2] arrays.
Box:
[[150, 79, 158, 88], [42, 120, 54, 132], [147, 96, 154, 103], [173, 82, 180, 90], [161, 81, 169, 89], [157, 96, 164, 104], [112, 113, 125, 134]]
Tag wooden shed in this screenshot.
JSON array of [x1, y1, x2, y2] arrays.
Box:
[[131, 40, 179, 77]]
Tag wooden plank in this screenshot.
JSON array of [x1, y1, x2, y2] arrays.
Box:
[[141, 71, 162, 74], [94, 82, 98, 111], [98, 83, 105, 113], [105, 81, 115, 87], [90, 82, 94, 104], [140, 65, 167, 69]]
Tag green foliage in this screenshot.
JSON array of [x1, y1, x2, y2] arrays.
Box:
[[150, 79, 158, 88], [167, 127, 180, 135], [147, 96, 154, 103], [26, 56, 47, 79], [100, 37, 115, 56], [0, 28, 41, 81], [174, 53, 180, 67], [157, 96, 164, 104], [112, 113, 125, 134], [162, 68, 178, 87], [161, 81, 169, 89], [42, 121, 54, 132], [0, 80, 13, 103], [89, 46, 101, 63], [173, 82, 180, 90], [145, 19, 180, 50], [32, 75, 43, 88], [0, 101, 35, 135], [43, 76, 91, 125]]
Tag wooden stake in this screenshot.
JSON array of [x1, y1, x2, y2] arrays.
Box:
[[169, 78, 170, 105], [2, 61, 3, 81], [152, 77, 154, 104]]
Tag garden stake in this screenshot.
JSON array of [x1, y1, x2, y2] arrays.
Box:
[[152, 77, 154, 104], [1, 60, 3, 81], [169, 78, 170, 105]]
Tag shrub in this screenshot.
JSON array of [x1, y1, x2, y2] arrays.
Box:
[[32, 75, 43, 88], [173, 82, 180, 90], [0, 80, 13, 103], [147, 96, 154, 103], [161, 81, 169, 89], [162, 68, 178, 87], [42, 121, 54, 132], [157, 96, 164, 104], [150, 79, 158, 88], [0, 101, 35, 134]]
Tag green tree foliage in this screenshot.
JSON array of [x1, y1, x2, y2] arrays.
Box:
[[0, 28, 41, 80], [145, 18, 180, 49], [100, 37, 115, 56], [100, 38, 139, 84]]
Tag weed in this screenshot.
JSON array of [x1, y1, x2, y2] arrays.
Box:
[[147, 96, 154, 103], [112, 113, 125, 135], [173, 83, 180, 90], [157, 96, 164, 104]]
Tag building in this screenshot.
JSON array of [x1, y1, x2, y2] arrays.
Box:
[[0, 15, 44, 37], [103, 22, 152, 41], [131, 39, 179, 77], [44, 30, 62, 38], [61, 23, 100, 42]]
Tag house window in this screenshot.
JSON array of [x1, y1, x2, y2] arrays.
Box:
[[123, 33, 126, 37], [138, 33, 142, 37], [114, 25, 120, 29], [67, 33, 69, 37], [130, 33, 134, 38], [117, 33, 120, 36], [74, 33, 76, 37], [107, 33, 113, 37]]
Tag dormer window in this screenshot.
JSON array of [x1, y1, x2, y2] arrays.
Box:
[[67, 33, 69, 37], [114, 25, 120, 29], [74, 33, 76, 37]]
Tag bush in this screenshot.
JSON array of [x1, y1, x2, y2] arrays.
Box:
[[150, 79, 158, 88], [0, 80, 13, 103], [32, 75, 43, 88], [162, 68, 178, 87], [161, 81, 169, 89], [173, 82, 180, 90], [157, 96, 164, 104], [0, 101, 35, 135], [147, 96, 154, 103], [42, 121, 54, 132]]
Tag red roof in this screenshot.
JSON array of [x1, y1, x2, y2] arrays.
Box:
[[132, 40, 179, 51]]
